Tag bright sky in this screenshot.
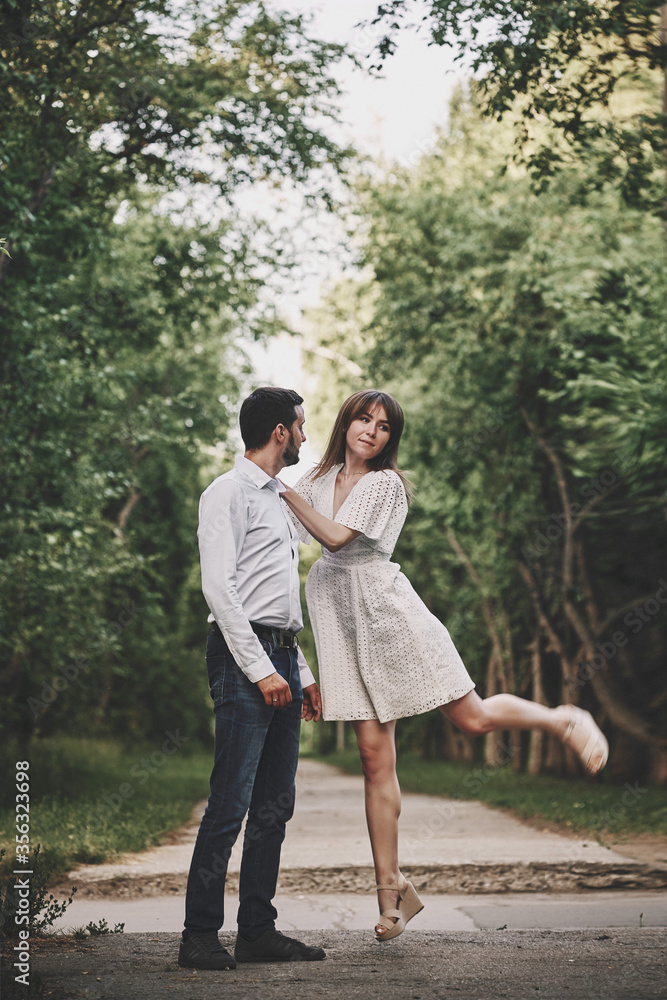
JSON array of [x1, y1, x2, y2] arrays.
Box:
[[241, 1, 461, 477], [292, 0, 458, 160]]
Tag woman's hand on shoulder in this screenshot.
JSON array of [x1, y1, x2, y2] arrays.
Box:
[[279, 480, 309, 513]]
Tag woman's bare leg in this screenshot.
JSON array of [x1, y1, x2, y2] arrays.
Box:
[[440, 691, 606, 772], [351, 719, 403, 934]]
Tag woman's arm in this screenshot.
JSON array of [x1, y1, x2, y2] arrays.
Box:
[[280, 483, 360, 552]]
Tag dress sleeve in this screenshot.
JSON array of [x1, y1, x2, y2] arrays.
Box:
[[335, 471, 408, 551], [286, 469, 315, 545]]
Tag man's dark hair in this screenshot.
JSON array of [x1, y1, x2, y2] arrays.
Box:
[[239, 387, 304, 450]]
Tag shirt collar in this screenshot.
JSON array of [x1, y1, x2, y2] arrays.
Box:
[[235, 455, 282, 492]]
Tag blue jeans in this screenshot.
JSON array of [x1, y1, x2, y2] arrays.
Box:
[[184, 631, 302, 939]]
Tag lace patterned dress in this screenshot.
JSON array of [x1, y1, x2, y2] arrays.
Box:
[[292, 465, 475, 723]]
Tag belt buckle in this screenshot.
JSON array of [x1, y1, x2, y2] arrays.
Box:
[[278, 629, 296, 648], [251, 622, 296, 648]]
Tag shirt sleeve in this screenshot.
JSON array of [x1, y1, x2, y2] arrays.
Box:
[[286, 470, 315, 545], [297, 646, 316, 689], [198, 479, 276, 684], [335, 471, 408, 552]]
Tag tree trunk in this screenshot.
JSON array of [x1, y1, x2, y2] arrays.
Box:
[[336, 720, 346, 752], [527, 639, 545, 775], [443, 717, 475, 763], [502, 612, 522, 771], [649, 745, 667, 785], [519, 411, 665, 769], [445, 528, 512, 766], [483, 650, 506, 766]]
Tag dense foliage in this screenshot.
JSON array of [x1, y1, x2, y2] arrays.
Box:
[[0, 0, 350, 748], [369, 1, 666, 213]]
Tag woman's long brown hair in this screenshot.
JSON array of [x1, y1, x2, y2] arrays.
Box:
[[312, 389, 413, 501]]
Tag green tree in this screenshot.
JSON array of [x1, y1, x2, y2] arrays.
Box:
[[0, 195, 277, 746], [368, 1, 667, 213], [0, 0, 350, 273], [0, 1, 353, 748]]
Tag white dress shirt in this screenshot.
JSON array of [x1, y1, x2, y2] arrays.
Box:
[[198, 456, 315, 688]]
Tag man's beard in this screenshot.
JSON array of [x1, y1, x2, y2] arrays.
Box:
[[282, 430, 300, 467]]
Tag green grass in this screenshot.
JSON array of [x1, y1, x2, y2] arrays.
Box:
[[0, 738, 212, 881], [319, 750, 667, 841]]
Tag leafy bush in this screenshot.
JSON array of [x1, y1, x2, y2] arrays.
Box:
[[0, 846, 76, 941], [73, 918, 125, 939]]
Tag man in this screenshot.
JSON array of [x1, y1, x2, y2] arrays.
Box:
[[179, 387, 325, 970]]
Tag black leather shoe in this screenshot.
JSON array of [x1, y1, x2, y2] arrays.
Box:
[[235, 929, 326, 963], [178, 932, 237, 970]]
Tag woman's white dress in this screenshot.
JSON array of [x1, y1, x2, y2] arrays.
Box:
[[292, 465, 475, 724]]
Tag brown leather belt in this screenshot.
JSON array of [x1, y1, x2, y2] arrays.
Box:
[[208, 619, 298, 649]]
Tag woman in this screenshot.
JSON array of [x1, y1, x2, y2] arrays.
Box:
[[280, 389, 608, 941]]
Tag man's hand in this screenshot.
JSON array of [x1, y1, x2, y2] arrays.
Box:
[[302, 682, 322, 722], [257, 672, 292, 709]]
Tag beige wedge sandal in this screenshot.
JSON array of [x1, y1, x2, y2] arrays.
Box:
[[374, 876, 424, 941], [560, 704, 609, 775]]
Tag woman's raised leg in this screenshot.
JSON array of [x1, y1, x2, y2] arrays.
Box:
[[351, 719, 403, 935], [440, 691, 608, 774]]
